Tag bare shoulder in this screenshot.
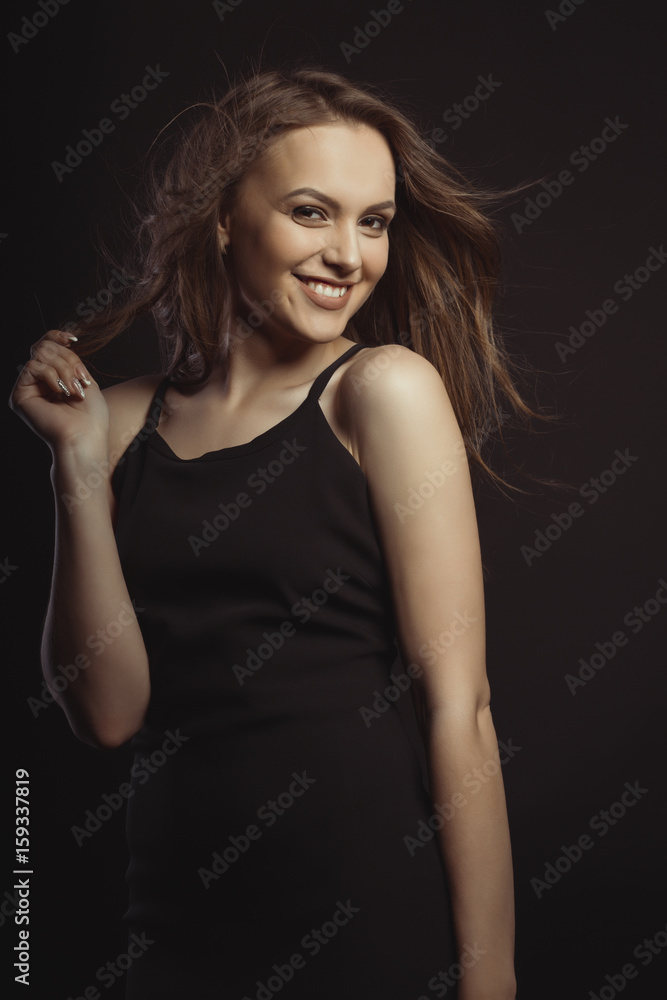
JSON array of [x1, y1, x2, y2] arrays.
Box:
[[337, 344, 464, 465], [339, 343, 454, 413], [103, 374, 166, 473], [335, 343, 485, 720]]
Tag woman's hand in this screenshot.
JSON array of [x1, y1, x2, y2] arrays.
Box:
[[9, 328, 109, 460], [10, 328, 152, 747]]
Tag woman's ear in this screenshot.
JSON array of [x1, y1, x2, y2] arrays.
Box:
[[217, 217, 231, 254]]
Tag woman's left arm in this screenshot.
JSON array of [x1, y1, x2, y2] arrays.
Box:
[[341, 345, 517, 1000]]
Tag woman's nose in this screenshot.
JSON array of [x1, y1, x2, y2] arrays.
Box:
[[321, 222, 362, 274]]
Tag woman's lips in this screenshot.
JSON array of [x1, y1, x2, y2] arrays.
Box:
[[293, 274, 353, 311]]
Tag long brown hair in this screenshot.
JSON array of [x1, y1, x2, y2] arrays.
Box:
[[67, 64, 554, 490]]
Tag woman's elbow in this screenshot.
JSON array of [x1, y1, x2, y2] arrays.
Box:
[[65, 706, 144, 750]]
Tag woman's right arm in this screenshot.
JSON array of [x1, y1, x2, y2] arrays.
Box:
[[9, 328, 157, 750]]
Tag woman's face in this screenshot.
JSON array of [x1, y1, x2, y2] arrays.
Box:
[[219, 121, 397, 348]]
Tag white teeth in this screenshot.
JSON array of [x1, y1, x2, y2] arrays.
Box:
[[306, 280, 348, 298]]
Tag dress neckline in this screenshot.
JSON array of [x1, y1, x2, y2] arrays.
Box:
[[147, 342, 366, 463]]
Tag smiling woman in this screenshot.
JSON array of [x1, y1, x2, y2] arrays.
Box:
[[9, 66, 528, 999], [217, 123, 396, 338]]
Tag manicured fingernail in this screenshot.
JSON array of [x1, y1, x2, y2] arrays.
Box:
[[57, 379, 71, 397], [72, 378, 85, 399], [77, 367, 92, 386], [66, 334, 79, 342]]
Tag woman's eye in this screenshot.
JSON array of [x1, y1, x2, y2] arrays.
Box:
[[293, 206, 325, 222], [292, 207, 390, 233], [360, 216, 389, 233]]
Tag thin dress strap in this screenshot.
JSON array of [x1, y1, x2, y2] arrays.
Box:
[[146, 376, 173, 431], [306, 343, 366, 402], [111, 375, 172, 498]]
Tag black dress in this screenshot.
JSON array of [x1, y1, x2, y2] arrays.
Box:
[[111, 342, 458, 998]]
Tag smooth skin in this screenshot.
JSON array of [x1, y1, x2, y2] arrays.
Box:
[[9, 122, 516, 999]]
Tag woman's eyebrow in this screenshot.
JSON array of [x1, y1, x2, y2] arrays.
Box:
[[282, 186, 396, 213]]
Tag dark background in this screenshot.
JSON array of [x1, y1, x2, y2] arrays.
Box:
[[3, 1, 666, 997]]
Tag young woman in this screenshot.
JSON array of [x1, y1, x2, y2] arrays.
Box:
[[10, 67, 524, 999]]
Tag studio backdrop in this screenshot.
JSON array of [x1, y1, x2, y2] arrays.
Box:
[[3, 1, 665, 997]]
